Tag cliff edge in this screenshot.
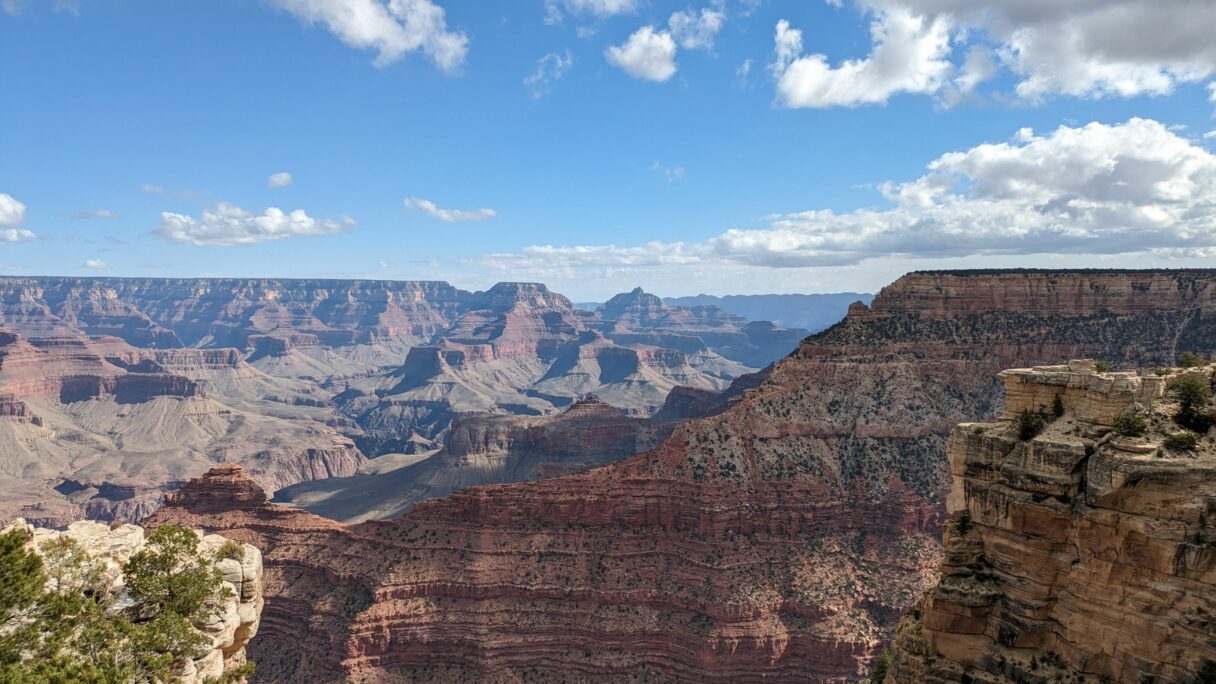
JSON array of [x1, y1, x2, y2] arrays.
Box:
[[889, 360, 1216, 684]]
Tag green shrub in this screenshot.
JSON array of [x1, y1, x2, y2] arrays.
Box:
[[1171, 375, 1213, 433], [1094, 360, 1111, 373], [1051, 394, 1065, 418], [1112, 412, 1147, 438], [1164, 432, 1200, 452], [868, 649, 892, 683], [1178, 352, 1206, 368], [1014, 408, 1048, 441], [216, 539, 244, 562], [0, 524, 245, 682]]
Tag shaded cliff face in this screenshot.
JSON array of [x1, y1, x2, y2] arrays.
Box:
[[151, 270, 1216, 682], [273, 396, 671, 522], [890, 361, 1216, 684]]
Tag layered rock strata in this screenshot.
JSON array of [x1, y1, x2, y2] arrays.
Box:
[[152, 269, 1216, 683], [889, 361, 1216, 683]]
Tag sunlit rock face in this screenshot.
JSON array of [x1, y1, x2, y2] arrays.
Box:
[[150, 270, 1216, 682], [890, 362, 1216, 684]]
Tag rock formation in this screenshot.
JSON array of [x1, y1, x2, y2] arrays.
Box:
[[888, 361, 1216, 684], [149, 269, 1216, 682], [5, 515, 264, 682], [274, 395, 671, 521], [0, 330, 362, 526], [0, 277, 808, 525]]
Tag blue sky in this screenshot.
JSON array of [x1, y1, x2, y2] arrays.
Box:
[[2, 0, 1215, 299]]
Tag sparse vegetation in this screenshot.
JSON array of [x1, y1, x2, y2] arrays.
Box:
[[1094, 360, 1111, 373], [1112, 412, 1147, 438], [216, 539, 245, 561], [868, 648, 892, 683], [0, 524, 249, 682], [1052, 394, 1065, 418], [1164, 432, 1200, 452], [1172, 375, 1213, 433], [1014, 408, 1048, 441], [1178, 352, 1206, 368]]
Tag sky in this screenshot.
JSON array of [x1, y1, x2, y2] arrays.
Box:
[[1, 0, 1215, 300]]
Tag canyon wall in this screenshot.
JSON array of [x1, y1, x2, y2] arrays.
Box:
[[889, 361, 1216, 684], [151, 270, 1216, 682]]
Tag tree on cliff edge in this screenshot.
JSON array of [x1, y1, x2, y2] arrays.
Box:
[[0, 525, 252, 683]]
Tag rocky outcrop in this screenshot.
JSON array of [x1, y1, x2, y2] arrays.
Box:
[[5, 517, 264, 683], [889, 361, 1216, 684], [149, 269, 1216, 683]]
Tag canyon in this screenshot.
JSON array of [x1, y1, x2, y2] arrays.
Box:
[[147, 269, 1216, 681], [0, 277, 807, 525], [889, 361, 1215, 683]]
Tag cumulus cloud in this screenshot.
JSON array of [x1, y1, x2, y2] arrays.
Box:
[[544, 0, 637, 24], [476, 119, 1216, 273], [268, 171, 293, 188], [524, 50, 574, 98], [70, 209, 120, 220], [669, 6, 725, 50], [405, 197, 496, 222], [0, 193, 27, 227], [606, 26, 678, 82], [0, 194, 36, 243], [771, 10, 953, 108], [270, 0, 469, 72], [82, 259, 109, 271], [157, 202, 354, 245], [774, 0, 1216, 107]]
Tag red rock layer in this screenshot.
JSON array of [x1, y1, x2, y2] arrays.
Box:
[[154, 269, 1216, 683]]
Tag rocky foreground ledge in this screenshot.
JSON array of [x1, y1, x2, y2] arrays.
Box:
[[889, 360, 1216, 683], [4, 517, 264, 682]]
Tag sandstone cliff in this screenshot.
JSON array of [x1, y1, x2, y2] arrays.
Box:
[[889, 361, 1216, 684], [148, 269, 1216, 683], [5, 514, 264, 682]]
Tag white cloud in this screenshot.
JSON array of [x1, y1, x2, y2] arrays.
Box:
[[404, 197, 496, 222], [737, 57, 753, 86], [544, 0, 637, 24], [268, 171, 294, 188], [0, 193, 35, 243], [650, 161, 686, 183], [771, 9, 953, 108], [524, 50, 574, 98], [82, 259, 109, 271], [70, 208, 120, 220], [669, 7, 725, 50], [780, 1, 1216, 107], [140, 183, 164, 194], [475, 119, 1216, 273], [0, 193, 27, 227], [270, 0, 468, 73], [378, 259, 394, 267], [606, 26, 678, 82], [1205, 130, 1216, 140], [157, 202, 354, 245]]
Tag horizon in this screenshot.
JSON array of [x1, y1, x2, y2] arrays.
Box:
[[2, 1, 1215, 300]]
